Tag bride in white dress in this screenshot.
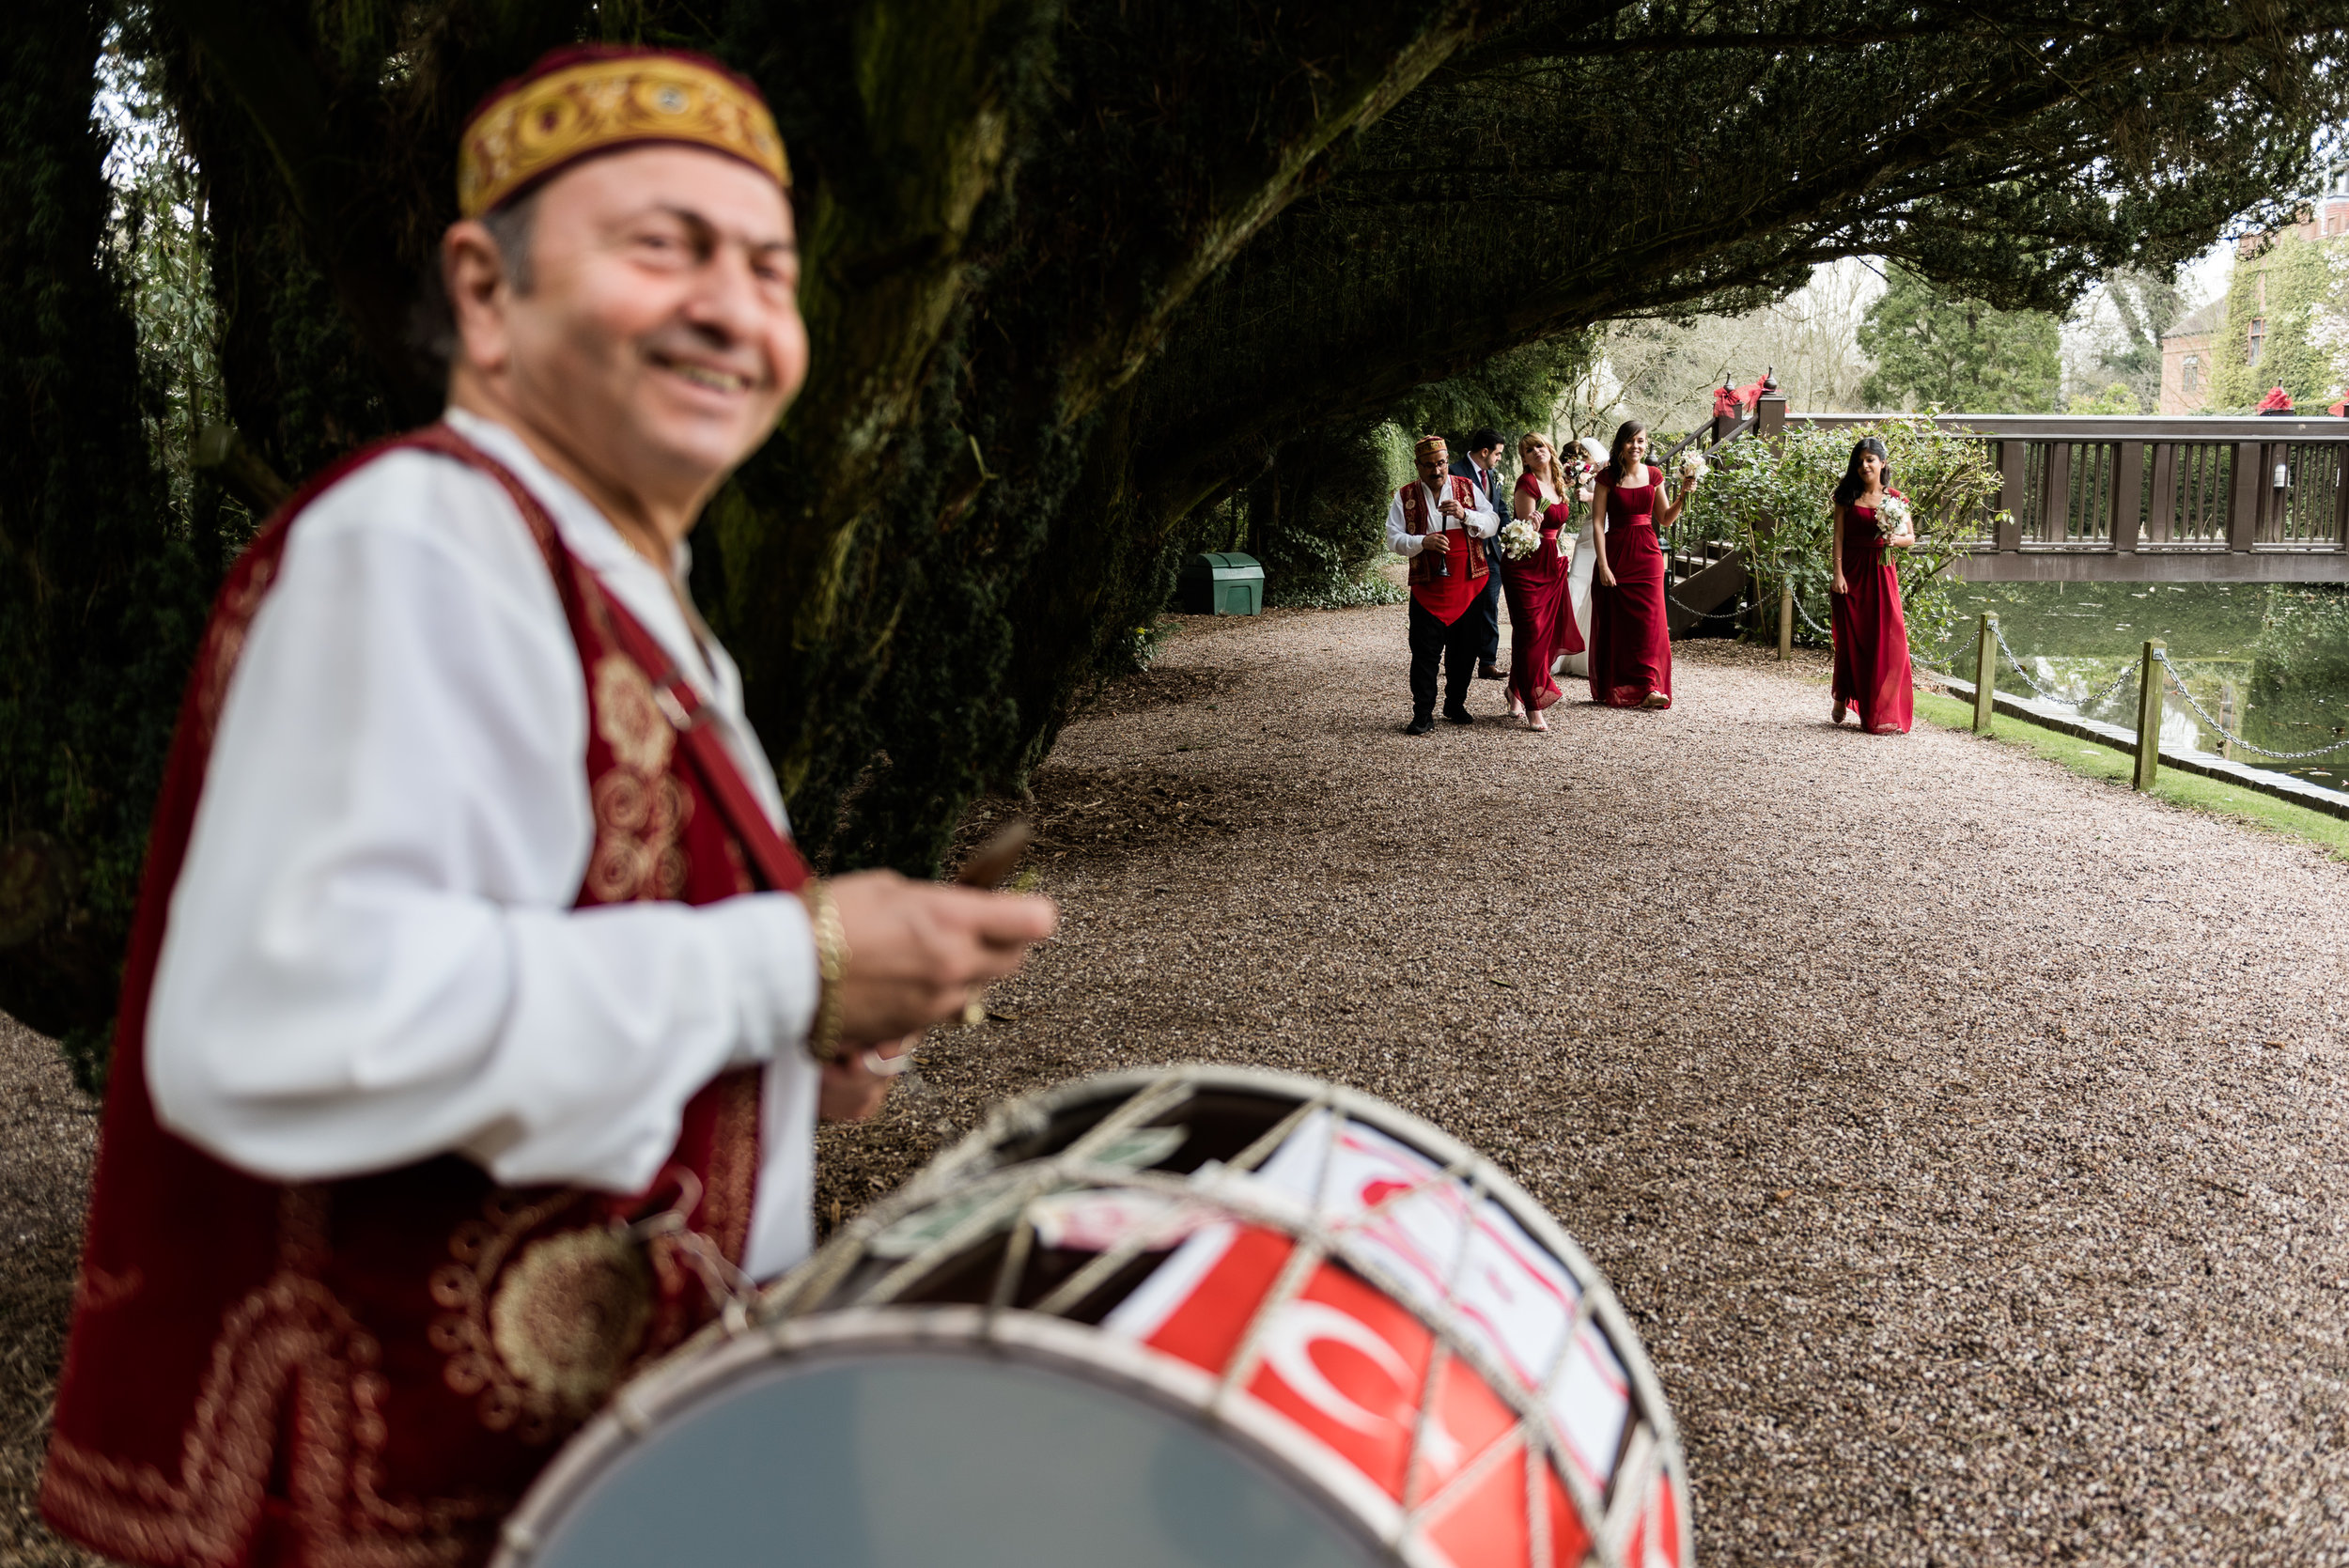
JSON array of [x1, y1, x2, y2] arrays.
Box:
[[1555, 437, 1610, 680]]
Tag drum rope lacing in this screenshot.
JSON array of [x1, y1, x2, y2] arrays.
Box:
[[628, 1204, 760, 1334], [766, 1078, 1654, 1549]]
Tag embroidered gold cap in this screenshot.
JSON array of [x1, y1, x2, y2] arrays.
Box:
[[1414, 434, 1449, 461], [458, 45, 790, 219]]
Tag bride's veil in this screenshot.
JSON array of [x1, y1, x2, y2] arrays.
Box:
[[1555, 436, 1610, 679]]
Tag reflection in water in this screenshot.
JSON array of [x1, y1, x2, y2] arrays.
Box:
[[1933, 583, 2349, 784]]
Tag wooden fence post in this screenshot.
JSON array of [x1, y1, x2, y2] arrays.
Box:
[[2134, 639, 2164, 790], [1972, 613, 1997, 733], [1778, 577, 1793, 660]]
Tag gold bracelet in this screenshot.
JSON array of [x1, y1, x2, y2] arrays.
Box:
[[798, 879, 851, 1064]]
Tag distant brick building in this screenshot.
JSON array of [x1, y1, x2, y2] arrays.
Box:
[[2162, 170, 2349, 413], [2159, 299, 2220, 413]]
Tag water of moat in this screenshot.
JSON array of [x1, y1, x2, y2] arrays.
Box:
[[1926, 582, 2349, 788]]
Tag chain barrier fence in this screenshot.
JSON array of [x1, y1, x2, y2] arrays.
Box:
[[1984, 621, 2139, 710], [1788, 585, 1832, 640], [1659, 524, 1748, 623], [2150, 647, 2349, 761], [1929, 617, 2349, 784], [1664, 591, 1746, 621]]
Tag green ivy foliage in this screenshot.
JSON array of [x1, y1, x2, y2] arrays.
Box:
[[1678, 417, 2003, 653], [2210, 227, 2342, 411], [1859, 266, 2062, 413], [1222, 420, 1402, 609]]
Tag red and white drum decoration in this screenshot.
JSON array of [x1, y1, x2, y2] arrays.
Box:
[[492, 1066, 1690, 1568]]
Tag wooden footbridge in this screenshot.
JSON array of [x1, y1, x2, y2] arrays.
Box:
[[1661, 403, 2349, 630]]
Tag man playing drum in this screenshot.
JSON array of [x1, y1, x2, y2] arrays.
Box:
[[40, 44, 1055, 1568]]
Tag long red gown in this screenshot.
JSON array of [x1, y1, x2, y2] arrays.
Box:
[[1831, 495, 1914, 734], [1501, 475, 1584, 712], [1589, 462, 1672, 708]]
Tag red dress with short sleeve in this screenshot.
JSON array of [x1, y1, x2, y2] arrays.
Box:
[[1499, 474, 1584, 712]]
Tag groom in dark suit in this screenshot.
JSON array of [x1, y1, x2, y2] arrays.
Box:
[[1451, 428, 1509, 680]]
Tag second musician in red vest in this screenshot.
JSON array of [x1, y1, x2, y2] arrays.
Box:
[[1387, 434, 1499, 734], [1587, 420, 1699, 709]]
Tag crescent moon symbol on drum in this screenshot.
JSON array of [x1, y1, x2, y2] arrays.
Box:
[[1260, 1299, 1417, 1435]]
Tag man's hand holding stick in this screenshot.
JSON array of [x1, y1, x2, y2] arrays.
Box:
[[816, 824, 1053, 1119]]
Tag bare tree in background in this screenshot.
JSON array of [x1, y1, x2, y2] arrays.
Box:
[[1562, 259, 1886, 436], [2062, 267, 2191, 411]]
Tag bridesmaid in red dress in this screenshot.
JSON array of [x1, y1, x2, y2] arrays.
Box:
[[1828, 436, 1916, 733], [1587, 420, 1698, 709], [1502, 431, 1585, 730]]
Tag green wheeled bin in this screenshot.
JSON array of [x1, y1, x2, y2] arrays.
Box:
[[1176, 551, 1264, 615]]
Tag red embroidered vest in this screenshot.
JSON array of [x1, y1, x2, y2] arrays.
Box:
[[1398, 475, 1487, 588], [41, 426, 807, 1568]]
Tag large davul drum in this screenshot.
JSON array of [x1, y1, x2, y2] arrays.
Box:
[[491, 1067, 1690, 1568]]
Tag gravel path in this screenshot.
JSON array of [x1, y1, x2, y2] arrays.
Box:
[[8, 605, 2348, 1566], [2, 1016, 101, 1567]]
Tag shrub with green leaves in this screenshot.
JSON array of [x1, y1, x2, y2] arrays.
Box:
[[1678, 415, 2002, 651]]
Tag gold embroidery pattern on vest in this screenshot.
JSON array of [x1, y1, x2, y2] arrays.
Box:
[[193, 556, 278, 749], [428, 1190, 614, 1444], [696, 1069, 762, 1265], [591, 654, 672, 775], [70, 1262, 144, 1313], [43, 1188, 489, 1568], [584, 655, 692, 904], [586, 769, 692, 903], [489, 1227, 654, 1416]]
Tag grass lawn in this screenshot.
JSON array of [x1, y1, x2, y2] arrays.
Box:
[[1912, 689, 2349, 859]]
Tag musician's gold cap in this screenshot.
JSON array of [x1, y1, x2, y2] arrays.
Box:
[[458, 45, 789, 219]]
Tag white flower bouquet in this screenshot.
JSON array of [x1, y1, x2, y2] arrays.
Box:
[[1677, 452, 1710, 487], [1875, 493, 1913, 540], [1498, 517, 1541, 561]]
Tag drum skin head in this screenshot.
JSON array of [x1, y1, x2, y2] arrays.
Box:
[[511, 1337, 1379, 1568]]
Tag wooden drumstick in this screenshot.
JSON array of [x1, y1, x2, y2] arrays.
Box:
[[955, 819, 1033, 891], [950, 819, 1033, 1029]]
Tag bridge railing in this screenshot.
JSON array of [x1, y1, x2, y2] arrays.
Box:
[[1784, 413, 2349, 581]]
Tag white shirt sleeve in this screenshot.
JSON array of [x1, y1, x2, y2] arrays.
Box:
[[1465, 482, 1499, 537], [1386, 490, 1423, 556], [147, 450, 819, 1209]]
